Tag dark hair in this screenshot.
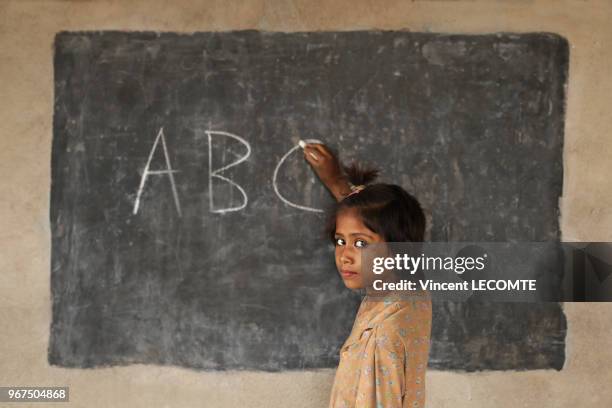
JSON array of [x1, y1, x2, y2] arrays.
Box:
[[324, 160, 426, 245]]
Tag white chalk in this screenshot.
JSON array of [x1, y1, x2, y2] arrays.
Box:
[[299, 138, 323, 148]]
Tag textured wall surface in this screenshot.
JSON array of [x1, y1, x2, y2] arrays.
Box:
[[1, 1, 611, 407]]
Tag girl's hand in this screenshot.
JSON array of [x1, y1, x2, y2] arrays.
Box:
[[302, 143, 341, 183], [303, 143, 352, 201]]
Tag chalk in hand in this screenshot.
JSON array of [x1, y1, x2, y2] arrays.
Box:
[[299, 139, 319, 160]]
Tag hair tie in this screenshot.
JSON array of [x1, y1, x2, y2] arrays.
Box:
[[346, 183, 366, 198]]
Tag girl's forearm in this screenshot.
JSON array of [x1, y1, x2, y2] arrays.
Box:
[[325, 175, 352, 202]]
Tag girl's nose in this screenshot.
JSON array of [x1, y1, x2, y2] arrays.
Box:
[[340, 247, 355, 264]]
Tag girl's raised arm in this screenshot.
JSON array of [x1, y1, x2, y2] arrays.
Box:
[[302, 143, 352, 202]]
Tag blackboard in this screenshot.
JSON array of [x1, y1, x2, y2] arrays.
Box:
[[50, 30, 568, 371]]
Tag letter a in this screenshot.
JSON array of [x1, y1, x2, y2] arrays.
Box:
[[133, 127, 182, 217]]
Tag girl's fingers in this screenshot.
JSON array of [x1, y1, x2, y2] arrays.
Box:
[[303, 146, 319, 162], [309, 143, 331, 158]]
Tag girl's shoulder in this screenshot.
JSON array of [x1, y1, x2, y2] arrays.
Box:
[[374, 292, 432, 341]]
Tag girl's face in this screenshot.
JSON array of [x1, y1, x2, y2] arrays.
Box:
[[334, 208, 385, 290]]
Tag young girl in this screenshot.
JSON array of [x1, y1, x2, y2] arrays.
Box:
[[303, 142, 433, 408]]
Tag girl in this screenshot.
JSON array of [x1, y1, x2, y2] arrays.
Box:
[[303, 142, 433, 408]]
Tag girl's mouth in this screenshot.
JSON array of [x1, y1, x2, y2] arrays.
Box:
[[341, 269, 359, 279]]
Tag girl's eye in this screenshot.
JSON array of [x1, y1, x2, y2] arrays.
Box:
[[335, 237, 345, 246], [355, 239, 368, 248]]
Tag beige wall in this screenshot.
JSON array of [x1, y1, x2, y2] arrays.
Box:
[[1, 0, 611, 406]]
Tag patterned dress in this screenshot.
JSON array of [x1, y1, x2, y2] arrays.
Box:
[[328, 291, 432, 408]]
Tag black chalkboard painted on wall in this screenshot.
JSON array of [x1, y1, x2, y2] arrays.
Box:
[[50, 30, 568, 371]]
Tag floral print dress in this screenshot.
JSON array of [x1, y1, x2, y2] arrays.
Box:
[[328, 291, 432, 408]]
